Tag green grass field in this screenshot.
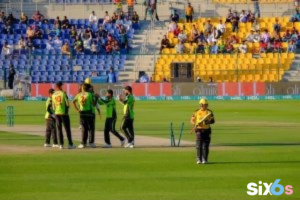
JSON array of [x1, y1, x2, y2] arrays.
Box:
[[0, 100, 300, 199]]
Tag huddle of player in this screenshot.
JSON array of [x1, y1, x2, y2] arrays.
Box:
[[44, 79, 135, 149]]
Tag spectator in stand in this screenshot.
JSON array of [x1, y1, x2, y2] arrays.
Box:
[[53, 36, 62, 49], [190, 24, 199, 42], [46, 36, 54, 50], [83, 34, 92, 51], [204, 19, 213, 34], [132, 11, 139, 25], [20, 12, 28, 24], [5, 13, 15, 34], [283, 30, 292, 42], [175, 41, 185, 54], [216, 19, 225, 39], [240, 10, 248, 22], [290, 30, 298, 41], [116, 15, 124, 28], [178, 30, 187, 43], [225, 42, 234, 53], [91, 71, 98, 77], [1, 42, 12, 58], [292, 26, 299, 34], [70, 26, 77, 39], [261, 29, 271, 43], [198, 31, 206, 43], [239, 40, 248, 53], [206, 31, 215, 44], [160, 35, 171, 53], [170, 10, 179, 23], [273, 18, 281, 32], [89, 11, 98, 24], [253, 30, 261, 42], [62, 16, 69, 29], [246, 30, 255, 42], [91, 41, 99, 54], [231, 11, 239, 32], [103, 11, 111, 25], [54, 16, 61, 29], [8, 65, 16, 89], [0, 11, 6, 23], [210, 42, 218, 54], [18, 37, 26, 54], [26, 26, 35, 39], [290, 9, 300, 22], [271, 30, 281, 42], [112, 41, 121, 54], [61, 42, 71, 56], [218, 40, 226, 53], [77, 27, 84, 39], [97, 25, 108, 39], [287, 40, 296, 53], [139, 73, 149, 83], [84, 27, 93, 38], [32, 11, 44, 22], [168, 20, 177, 33], [273, 39, 282, 52], [106, 41, 113, 54], [34, 26, 43, 39], [225, 9, 233, 23], [253, 0, 260, 18], [74, 36, 83, 53], [111, 12, 117, 23], [108, 68, 116, 83], [197, 41, 205, 54], [227, 34, 238, 44], [26, 38, 34, 52], [204, 42, 210, 54], [185, 3, 194, 23], [259, 40, 267, 53]]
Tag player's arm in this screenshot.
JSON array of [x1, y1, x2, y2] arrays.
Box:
[[51, 96, 56, 111], [47, 102, 54, 115], [98, 98, 109, 105], [72, 95, 80, 112], [205, 110, 215, 124], [96, 103, 101, 116], [190, 113, 196, 125]]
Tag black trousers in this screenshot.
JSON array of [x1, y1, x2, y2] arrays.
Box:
[[45, 118, 58, 145], [88, 113, 95, 144], [80, 112, 93, 145], [120, 117, 134, 143], [186, 15, 193, 23], [104, 118, 125, 145], [55, 115, 73, 146], [8, 78, 13, 89], [196, 128, 211, 162]]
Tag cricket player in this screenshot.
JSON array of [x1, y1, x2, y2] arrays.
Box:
[[52, 82, 75, 149], [44, 88, 58, 148], [119, 86, 135, 148], [190, 98, 215, 164], [72, 83, 94, 148], [97, 89, 125, 148]]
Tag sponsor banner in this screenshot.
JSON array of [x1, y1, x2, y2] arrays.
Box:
[[218, 82, 265, 96], [265, 82, 300, 95], [172, 83, 218, 96], [31, 83, 80, 97]]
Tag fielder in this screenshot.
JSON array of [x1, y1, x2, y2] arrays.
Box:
[[190, 98, 215, 164], [44, 88, 58, 148]]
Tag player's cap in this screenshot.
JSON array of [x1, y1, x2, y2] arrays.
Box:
[[84, 78, 92, 84], [48, 88, 55, 94], [199, 98, 208, 105]]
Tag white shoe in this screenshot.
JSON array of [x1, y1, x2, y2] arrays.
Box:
[[52, 144, 59, 148], [68, 145, 76, 149], [120, 140, 126, 147], [129, 144, 134, 148], [89, 143, 97, 148], [102, 144, 112, 148], [59, 145, 63, 149], [202, 160, 207, 164], [77, 144, 85, 149], [78, 125, 82, 129], [196, 160, 201, 165], [125, 143, 132, 148], [44, 143, 51, 147]]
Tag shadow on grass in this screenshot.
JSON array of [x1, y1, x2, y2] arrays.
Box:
[[208, 160, 300, 165]]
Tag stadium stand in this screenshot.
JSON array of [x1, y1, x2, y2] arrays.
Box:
[[0, 10, 137, 83]]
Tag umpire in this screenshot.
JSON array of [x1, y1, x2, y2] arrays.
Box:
[[190, 98, 215, 164], [72, 83, 94, 149], [44, 88, 58, 148], [97, 89, 125, 148]]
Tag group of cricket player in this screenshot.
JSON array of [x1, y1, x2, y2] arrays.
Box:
[[44, 78, 135, 149], [44, 78, 215, 164]]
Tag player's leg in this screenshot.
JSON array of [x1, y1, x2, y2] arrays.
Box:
[[120, 117, 131, 143], [79, 114, 88, 147], [104, 118, 112, 146], [63, 115, 74, 147], [111, 118, 125, 143], [196, 130, 202, 164], [203, 129, 211, 163], [51, 118, 58, 146], [55, 115, 64, 146], [45, 119, 52, 146], [87, 115, 95, 147], [127, 119, 135, 144]]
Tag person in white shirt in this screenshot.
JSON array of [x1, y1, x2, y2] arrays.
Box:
[[83, 34, 92, 50], [216, 19, 225, 39], [2, 42, 12, 57], [239, 10, 247, 22], [239, 40, 248, 53], [91, 41, 98, 54], [168, 21, 177, 33], [103, 11, 110, 25], [139, 73, 149, 83], [246, 30, 255, 42], [89, 11, 98, 24], [178, 30, 187, 43], [175, 41, 185, 54], [53, 36, 62, 48], [253, 30, 261, 42], [18, 37, 26, 54], [206, 31, 215, 44]]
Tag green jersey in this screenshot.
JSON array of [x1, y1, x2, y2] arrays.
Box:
[[123, 94, 135, 119], [98, 97, 117, 119], [45, 97, 54, 119], [52, 90, 68, 115], [73, 92, 93, 112]]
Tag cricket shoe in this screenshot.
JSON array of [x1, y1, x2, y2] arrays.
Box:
[[77, 144, 85, 149], [68, 145, 76, 149], [102, 144, 112, 148], [196, 160, 202, 165], [129, 144, 134, 148], [202, 160, 207, 164], [120, 140, 126, 147], [78, 125, 82, 129], [52, 144, 59, 148], [89, 143, 97, 148], [124, 143, 132, 148], [44, 144, 52, 148], [59, 145, 63, 149]]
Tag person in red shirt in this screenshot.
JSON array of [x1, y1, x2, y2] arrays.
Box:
[[273, 40, 282, 52], [259, 40, 267, 53]]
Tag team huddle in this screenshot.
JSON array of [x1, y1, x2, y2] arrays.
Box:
[[44, 79, 135, 149]]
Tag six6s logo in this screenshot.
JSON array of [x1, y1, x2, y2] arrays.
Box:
[[247, 179, 293, 196]]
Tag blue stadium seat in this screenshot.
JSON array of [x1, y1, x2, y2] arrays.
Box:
[[78, 19, 84, 25], [49, 19, 55, 24]]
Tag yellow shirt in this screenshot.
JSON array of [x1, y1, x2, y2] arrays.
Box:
[[186, 6, 194, 16], [192, 109, 214, 129]]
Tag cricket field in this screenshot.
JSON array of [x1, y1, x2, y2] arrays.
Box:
[[0, 100, 299, 200]]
